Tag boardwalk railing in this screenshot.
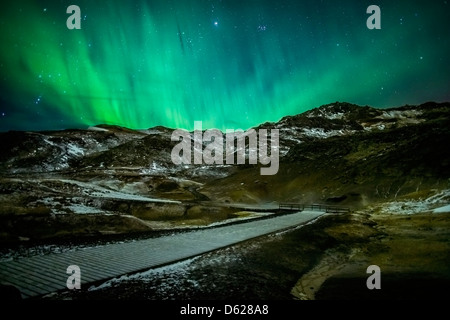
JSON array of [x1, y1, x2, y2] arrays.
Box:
[[279, 203, 350, 214]]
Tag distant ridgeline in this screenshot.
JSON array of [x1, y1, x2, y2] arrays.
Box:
[[171, 121, 279, 175]]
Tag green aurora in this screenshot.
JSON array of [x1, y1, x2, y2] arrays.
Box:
[[0, 0, 449, 131]]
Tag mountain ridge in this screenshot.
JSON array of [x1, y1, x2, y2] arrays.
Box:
[[0, 101, 449, 242], [77, 100, 450, 132]]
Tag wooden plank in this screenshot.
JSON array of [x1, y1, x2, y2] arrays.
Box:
[[0, 261, 63, 291], [22, 256, 102, 283], [79, 245, 151, 271], [0, 269, 49, 297], [0, 274, 40, 298]]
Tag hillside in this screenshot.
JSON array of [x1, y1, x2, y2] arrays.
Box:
[[0, 101, 449, 243], [203, 102, 450, 206]]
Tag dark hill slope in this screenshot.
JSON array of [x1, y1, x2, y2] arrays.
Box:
[[202, 106, 450, 206]]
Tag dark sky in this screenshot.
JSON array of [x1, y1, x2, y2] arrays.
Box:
[[0, 0, 449, 131]]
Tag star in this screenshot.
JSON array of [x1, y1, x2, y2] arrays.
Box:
[[257, 25, 267, 32]]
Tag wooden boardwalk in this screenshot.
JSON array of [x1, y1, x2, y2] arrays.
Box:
[[279, 203, 350, 214], [0, 210, 324, 299]]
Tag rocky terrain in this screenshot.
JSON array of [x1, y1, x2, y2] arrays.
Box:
[[0, 101, 449, 300]]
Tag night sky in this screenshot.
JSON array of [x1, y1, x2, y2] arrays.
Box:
[[0, 0, 449, 132]]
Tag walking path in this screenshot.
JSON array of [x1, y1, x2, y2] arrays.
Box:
[[0, 210, 324, 299]]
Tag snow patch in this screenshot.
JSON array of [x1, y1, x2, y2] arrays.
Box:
[[66, 204, 106, 215], [381, 201, 430, 215], [67, 143, 84, 156], [58, 179, 181, 203], [301, 128, 353, 139], [305, 105, 346, 120], [140, 162, 173, 175], [32, 178, 181, 204], [323, 111, 345, 120], [42, 137, 56, 147], [88, 256, 200, 291], [37, 196, 113, 215], [380, 189, 450, 214], [433, 205, 450, 213], [379, 109, 423, 120], [207, 211, 275, 227], [88, 126, 109, 132]]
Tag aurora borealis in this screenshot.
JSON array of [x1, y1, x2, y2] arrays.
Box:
[[0, 0, 449, 132]]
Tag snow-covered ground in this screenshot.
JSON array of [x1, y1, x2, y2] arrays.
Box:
[[87, 256, 201, 293], [378, 189, 450, 215], [377, 109, 423, 121], [38, 196, 112, 215], [305, 105, 345, 120], [433, 204, 450, 213], [23, 177, 182, 216], [37, 178, 181, 204], [207, 211, 276, 227], [301, 127, 355, 139], [65, 204, 110, 215]]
